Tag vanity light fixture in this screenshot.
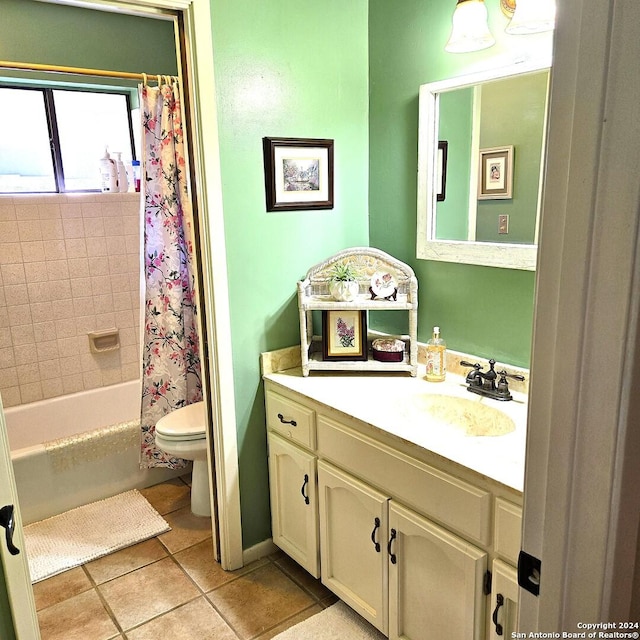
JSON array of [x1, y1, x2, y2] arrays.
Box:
[[445, 0, 496, 54], [505, 0, 556, 34]]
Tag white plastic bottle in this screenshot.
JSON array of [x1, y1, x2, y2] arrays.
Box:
[[98, 148, 118, 193], [425, 326, 447, 382], [112, 151, 129, 193]]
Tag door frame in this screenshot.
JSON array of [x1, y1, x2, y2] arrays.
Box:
[[0, 399, 40, 639], [38, 0, 244, 570], [1, 3, 243, 630], [520, 0, 640, 626]]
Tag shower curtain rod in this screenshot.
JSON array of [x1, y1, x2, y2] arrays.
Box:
[[0, 60, 178, 83]]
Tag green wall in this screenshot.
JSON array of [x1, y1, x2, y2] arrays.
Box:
[[0, 0, 177, 78], [437, 88, 474, 241], [476, 72, 548, 244], [210, 1, 369, 548], [369, 0, 553, 367]]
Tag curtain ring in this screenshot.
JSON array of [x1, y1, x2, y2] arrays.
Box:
[[142, 72, 148, 86]]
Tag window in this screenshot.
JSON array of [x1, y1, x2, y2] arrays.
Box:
[[0, 86, 136, 194]]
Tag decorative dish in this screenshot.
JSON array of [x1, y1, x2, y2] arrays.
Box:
[[370, 271, 398, 299]]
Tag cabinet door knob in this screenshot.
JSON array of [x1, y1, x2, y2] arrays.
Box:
[[492, 593, 504, 636], [277, 413, 297, 427], [387, 528, 397, 564], [300, 474, 310, 505], [371, 517, 381, 552]]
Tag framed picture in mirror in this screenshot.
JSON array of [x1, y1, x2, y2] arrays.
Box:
[[478, 145, 514, 200]]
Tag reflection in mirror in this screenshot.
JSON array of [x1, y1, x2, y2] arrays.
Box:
[[417, 59, 551, 270]]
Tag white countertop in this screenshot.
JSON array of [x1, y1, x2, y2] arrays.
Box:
[[264, 365, 528, 493]]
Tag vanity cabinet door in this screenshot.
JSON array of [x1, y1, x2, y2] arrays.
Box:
[[318, 460, 389, 635], [489, 559, 519, 640], [267, 433, 319, 577], [388, 501, 487, 640]]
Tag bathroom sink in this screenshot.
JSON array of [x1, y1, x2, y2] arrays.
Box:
[[409, 393, 516, 437]]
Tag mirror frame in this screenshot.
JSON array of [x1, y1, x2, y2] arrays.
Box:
[[417, 57, 552, 270]]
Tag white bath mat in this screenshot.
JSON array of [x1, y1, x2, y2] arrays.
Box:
[[23, 489, 170, 583], [272, 601, 386, 640]]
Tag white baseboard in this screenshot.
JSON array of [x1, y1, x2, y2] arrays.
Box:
[[243, 538, 278, 565]]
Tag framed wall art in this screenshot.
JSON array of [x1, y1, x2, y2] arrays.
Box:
[[322, 310, 367, 361], [262, 137, 334, 211], [478, 145, 514, 200]]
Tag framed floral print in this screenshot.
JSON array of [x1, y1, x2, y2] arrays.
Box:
[[262, 137, 334, 211], [478, 145, 514, 199], [322, 310, 368, 361]]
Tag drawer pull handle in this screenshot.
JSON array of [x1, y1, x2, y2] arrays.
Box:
[[277, 413, 297, 427], [492, 593, 504, 636], [387, 528, 397, 564], [371, 517, 381, 552], [301, 474, 310, 505]]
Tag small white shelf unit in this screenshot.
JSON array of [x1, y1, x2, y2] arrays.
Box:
[[297, 247, 418, 376]]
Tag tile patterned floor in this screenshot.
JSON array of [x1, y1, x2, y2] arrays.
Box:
[[32, 477, 337, 640]]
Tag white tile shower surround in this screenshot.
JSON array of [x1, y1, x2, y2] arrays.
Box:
[[0, 193, 142, 408]]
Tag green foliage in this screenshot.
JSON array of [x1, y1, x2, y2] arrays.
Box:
[[328, 262, 359, 282]]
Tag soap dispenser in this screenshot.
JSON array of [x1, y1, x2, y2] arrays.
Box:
[[425, 326, 447, 382]]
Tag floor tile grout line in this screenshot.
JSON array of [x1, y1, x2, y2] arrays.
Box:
[[81, 565, 127, 637], [201, 591, 244, 640], [202, 556, 328, 640], [250, 603, 324, 640], [118, 594, 217, 638], [266, 554, 331, 605]]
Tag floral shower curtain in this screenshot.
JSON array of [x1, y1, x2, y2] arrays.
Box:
[[139, 77, 202, 469]]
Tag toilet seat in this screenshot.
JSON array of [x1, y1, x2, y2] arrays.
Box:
[[155, 402, 206, 441]]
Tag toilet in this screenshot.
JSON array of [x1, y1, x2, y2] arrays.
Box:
[[154, 401, 211, 517]]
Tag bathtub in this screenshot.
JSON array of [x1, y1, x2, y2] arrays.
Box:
[[5, 381, 183, 524]]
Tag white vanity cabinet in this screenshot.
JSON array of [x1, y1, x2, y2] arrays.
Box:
[[489, 498, 523, 637], [265, 390, 319, 577], [317, 460, 390, 632], [489, 560, 519, 639], [317, 459, 487, 639], [267, 433, 319, 577], [264, 381, 524, 640]]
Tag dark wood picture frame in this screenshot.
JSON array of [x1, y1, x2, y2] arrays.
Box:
[[478, 145, 514, 199], [322, 310, 368, 361], [262, 137, 334, 211], [437, 140, 448, 202]]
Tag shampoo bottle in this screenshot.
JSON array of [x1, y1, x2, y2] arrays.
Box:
[[98, 148, 118, 193], [425, 326, 447, 382], [112, 151, 129, 193]]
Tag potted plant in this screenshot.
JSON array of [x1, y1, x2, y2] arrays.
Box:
[[327, 262, 360, 301]]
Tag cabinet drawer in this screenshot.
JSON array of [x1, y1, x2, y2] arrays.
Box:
[[494, 498, 522, 565], [266, 391, 315, 450], [317, 415, 491, 546]]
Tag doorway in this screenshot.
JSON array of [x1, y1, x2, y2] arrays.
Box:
[[1, 1, 242, 632]]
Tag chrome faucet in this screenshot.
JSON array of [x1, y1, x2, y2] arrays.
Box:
[[460, 359, 525, 401]]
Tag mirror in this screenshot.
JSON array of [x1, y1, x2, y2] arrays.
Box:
[[417, 58, 551, 270]]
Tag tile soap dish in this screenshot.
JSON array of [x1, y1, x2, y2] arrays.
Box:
[[88, 328, 120, 354]]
